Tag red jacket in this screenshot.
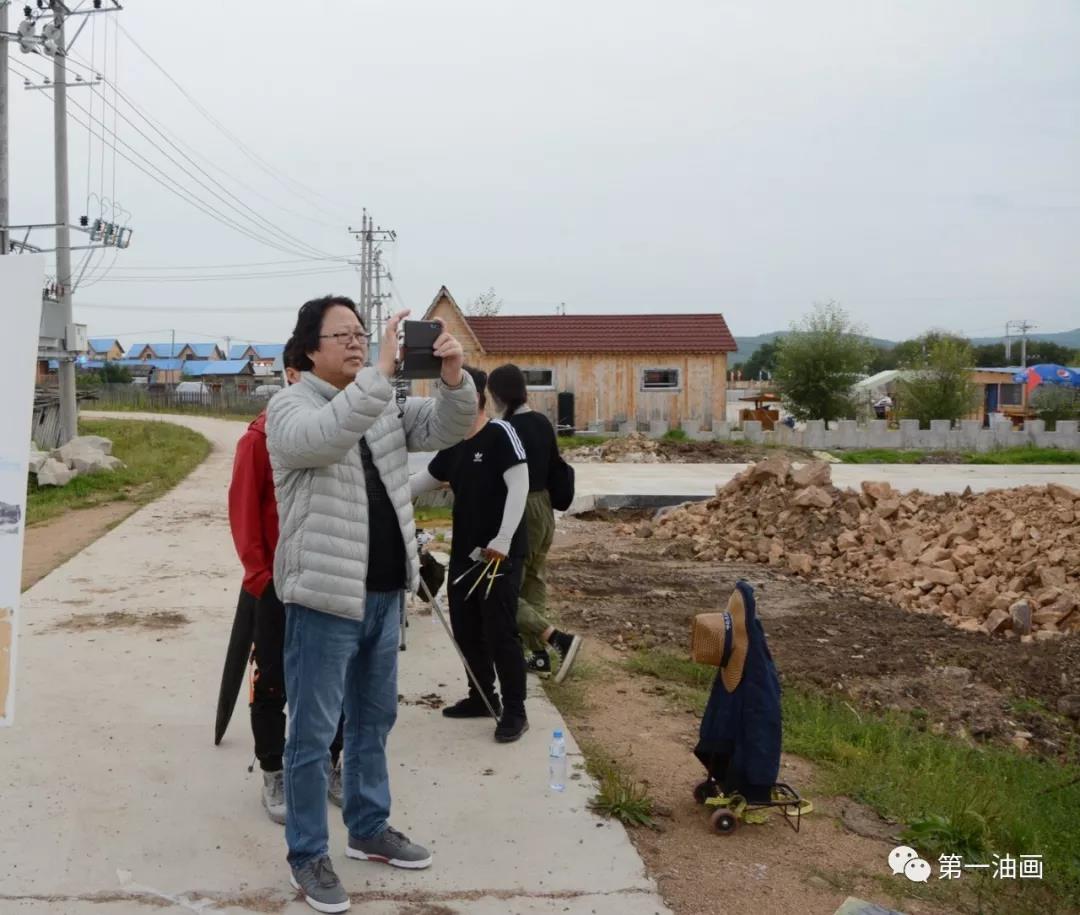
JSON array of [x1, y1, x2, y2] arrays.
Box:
[[228, 411, 279, 599]]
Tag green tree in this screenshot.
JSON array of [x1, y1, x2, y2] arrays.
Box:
[[739, 339, 781, 381], [99, 362, 132, 384], [971, 340, 1076, 368], [1032, 385, 1079, 431], [897, 337, 979, 426], [773, 301, 874, 425]]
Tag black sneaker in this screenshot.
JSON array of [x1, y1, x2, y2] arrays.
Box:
[[442, 695, 501, 719], [526, 650, 552, 677], [494, 712, 529, 743], [548, 631, 583, 684]]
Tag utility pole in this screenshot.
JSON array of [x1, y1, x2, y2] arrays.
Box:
[[3, 1, 125, 444], [347, 212, 396, 338], [1006, 319, 1036, 414], [53, 12, 78, 443]]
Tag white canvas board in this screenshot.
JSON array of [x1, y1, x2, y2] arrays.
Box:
[[0, 255, 47, 726]]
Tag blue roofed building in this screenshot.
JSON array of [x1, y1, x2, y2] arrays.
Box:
[[87, 338, 125, 361], [230, 343, 286, 376], [182, 359, 256, 393]]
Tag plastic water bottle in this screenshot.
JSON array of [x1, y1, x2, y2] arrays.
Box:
[[548, 729, 567, 792]]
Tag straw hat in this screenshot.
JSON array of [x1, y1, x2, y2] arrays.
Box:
[[719, 584, 750, 693]]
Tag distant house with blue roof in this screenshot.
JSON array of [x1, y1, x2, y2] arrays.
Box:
[[229, 343, 286, 376], [182, 359, 257, 393], [87, 338, 124, 361], [128, 342, 224, 361]]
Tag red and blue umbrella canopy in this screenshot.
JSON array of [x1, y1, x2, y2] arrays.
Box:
[[1013, 364, 1080, 391]]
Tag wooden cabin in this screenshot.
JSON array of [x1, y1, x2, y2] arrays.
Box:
[[413, 287, 737, 431]]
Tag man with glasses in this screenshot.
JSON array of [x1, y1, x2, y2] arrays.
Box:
[[266, 295, 474, 914]]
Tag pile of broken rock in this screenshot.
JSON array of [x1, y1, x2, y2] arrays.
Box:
[[28, 435, 124, 487], [632, 454, 1079, 640]]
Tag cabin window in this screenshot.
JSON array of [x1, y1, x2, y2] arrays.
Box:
[[999, 383, 1022, 406], [523, 369, 555, 390], [641, 368, 680, 391]]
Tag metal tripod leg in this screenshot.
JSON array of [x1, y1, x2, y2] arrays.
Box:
[[416, 575, 500, 722]]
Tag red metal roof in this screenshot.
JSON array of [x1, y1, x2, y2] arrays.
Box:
[[465, 314, 737, 354]]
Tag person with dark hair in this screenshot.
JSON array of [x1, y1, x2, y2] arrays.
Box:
[[227, 340, 345, 825], [266, 295, 475, 914], [409, 366, 531, 743], [486, 364, 583, 683]]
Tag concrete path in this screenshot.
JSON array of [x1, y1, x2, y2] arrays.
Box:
[[571, 460, 1080, 508], [0, 414, 670, 915]]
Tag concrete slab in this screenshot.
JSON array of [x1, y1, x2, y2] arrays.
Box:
[[0, 414, 670, 915], [570, 460, 1080, 502]]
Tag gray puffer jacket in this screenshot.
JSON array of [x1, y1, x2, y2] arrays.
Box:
[[266, 366, 476, 620]]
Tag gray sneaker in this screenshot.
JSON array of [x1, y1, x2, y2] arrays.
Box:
[[262, 770, 285, 825], [289, 855, 350, 913], [328, 758, 343, 808], [346, 826, 432, 869]]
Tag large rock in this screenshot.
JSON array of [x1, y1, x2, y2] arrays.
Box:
[[746, 453, 792, 485], [68, 450, 115, 474], [788, 552, 814, 574], [1047, 483, 1080, 503], [28, 447, 49, 475], [36, 457, 76, 487], [984, 608, 1011, 634], [793, 486, 834, 509], [791, 461, 831, 489], [51, 435, 112, 465], [1040, 567, 1067, 590], [861, 480, 896, 504]]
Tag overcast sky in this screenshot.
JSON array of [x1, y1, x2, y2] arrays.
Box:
[[6, 0, 1078, 350]]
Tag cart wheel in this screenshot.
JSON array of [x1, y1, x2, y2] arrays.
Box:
[[693, 780, 720, 805], [710, 807, 738, 835]]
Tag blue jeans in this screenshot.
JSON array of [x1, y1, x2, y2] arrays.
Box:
[[283, 591, 402, 869]]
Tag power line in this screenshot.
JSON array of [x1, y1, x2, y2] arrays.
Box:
[[88, 265, 358, 283], [79, 301, 340, 313], [114, 22, 352, 225], [19, 82, 342, 261], [95, 255, 358, 270], [50, 55, 344, 262]]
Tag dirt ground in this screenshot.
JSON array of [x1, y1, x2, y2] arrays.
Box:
[[549, 518, 1080, 760], [545, 516, 1080, 915], [21, 501, 138, 591]]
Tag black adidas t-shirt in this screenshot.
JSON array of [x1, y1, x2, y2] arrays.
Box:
[[507, 410, 560, 493], [428, 419, 529, 566]]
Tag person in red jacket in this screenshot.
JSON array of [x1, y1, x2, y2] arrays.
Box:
[[229, 339, 343, 823]]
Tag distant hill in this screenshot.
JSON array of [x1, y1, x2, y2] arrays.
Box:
[[970, 328, 1080, 349], [732, 331, 896, 364], [732, 327, 1080, 365]]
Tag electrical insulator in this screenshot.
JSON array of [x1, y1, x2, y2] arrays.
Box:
[[17, 19, 37, 53], [41, 21, 61, 55]]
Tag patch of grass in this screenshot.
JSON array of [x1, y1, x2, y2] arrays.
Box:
[[837, 449, 928, 464], [661, 428, 690, 442], [542, 657, 599, 718], [969, 446, 1080, 465], [783, 689, 1080, 906], [620, 647, 1080, 908], [587, 758, 656, 828], [26, 419, 210, 526], [557, 434, 608, 451], [837, 446, 1080, 464]]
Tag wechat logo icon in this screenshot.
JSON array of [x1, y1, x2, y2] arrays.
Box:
[[889, 845, 931, 883]]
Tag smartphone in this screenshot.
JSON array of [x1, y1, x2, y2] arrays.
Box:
[[399, 320, 443, 379]]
